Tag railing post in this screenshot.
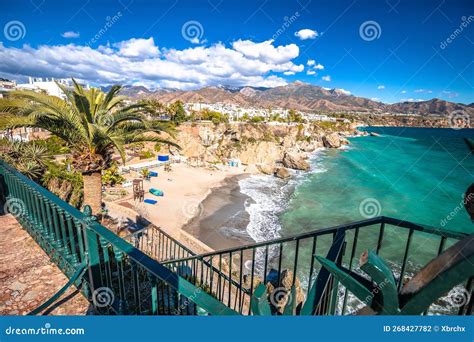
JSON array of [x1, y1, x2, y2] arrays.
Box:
[[82, 207, 103, 303]]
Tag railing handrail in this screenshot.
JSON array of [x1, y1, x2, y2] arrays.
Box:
[[0, 159, 88, 222], [0, 158, 239, 316], [163, 216, 467, 265]]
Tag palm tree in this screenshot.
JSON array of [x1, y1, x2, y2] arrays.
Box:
[[0, 80, 177, 215]]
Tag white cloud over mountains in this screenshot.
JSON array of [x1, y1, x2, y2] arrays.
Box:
[[0, 38, 305, 89]]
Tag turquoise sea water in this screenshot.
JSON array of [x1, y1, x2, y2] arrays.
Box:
[[238, 127, 473, 313], [280, 127, 474, 237]]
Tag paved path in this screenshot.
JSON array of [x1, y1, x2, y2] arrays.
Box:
[[0, 215, 90, 315]]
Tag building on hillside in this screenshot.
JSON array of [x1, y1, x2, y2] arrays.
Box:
[[0, 78, 16, 98], [0, 127, 49, 142], [16, 77, 90, 99]]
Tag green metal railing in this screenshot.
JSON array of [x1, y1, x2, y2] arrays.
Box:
[[1, 157, 472, 316], [0, 159, 238, 315], [132, 216, 472, 315]]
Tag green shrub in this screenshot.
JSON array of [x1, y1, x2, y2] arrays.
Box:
[[138, 150, 154, 159], [102, 165, 125, 186]]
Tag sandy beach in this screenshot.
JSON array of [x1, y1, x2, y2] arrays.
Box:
[[107, 162, 248, 253], [183, 174, 254, 250]]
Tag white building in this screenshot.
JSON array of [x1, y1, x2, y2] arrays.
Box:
[[16, 77, 89, 99], [184, 102, 335, 123], [0, 78, 16, 98]]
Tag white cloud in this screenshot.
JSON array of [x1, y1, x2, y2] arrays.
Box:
[[231, 39, 299, 64], [401, 98, 425, 102], [441, 90, 459, 98], [114, 37, 159, 58], [371, 97, 381, 101], [306, 70, 316, 75], [295, 29, 318, 40], [322, 75, 331, 82], [307, 59, 324, 70], [0, 38, 303, 90], [61, 31, 80, 38], [337, 88, 351, 95], [377, 85, 385, 90], [414, 88, 432, 94], [283, 71, 295, 75], [401, 90, 407, 94]]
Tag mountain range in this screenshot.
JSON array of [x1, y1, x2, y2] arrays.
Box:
[[111, 81, 473, 116]]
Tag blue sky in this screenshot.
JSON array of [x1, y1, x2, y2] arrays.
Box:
[[0, 0, 473, 104]]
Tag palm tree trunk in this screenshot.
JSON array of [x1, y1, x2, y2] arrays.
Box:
[[82, 171, 102, 215]]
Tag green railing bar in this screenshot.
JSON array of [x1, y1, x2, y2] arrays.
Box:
[[28, 262, 87, 315]]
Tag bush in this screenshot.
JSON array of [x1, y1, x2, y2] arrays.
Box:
[[138, 150, 154, 159], [249, 116, 265, 123], [102, 165, 125, 186], [32, 136, 70, 155], [199, 109, 229, 124]]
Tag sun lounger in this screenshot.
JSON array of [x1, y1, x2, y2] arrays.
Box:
[[149, 188, 164, 196], [144, 199, 157, 204]]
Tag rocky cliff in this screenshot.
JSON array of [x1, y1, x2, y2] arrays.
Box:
[[164, 122, 360, 176]]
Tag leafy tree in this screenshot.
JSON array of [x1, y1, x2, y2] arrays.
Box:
[[168, 100, 187, 124]]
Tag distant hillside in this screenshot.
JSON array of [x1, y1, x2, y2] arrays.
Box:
[[117, 81, 473, 117]]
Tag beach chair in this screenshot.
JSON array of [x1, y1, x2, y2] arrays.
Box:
[[149, 188, 164, 196]]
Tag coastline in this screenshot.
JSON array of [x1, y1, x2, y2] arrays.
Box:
[[183, 174, 254, 250]]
